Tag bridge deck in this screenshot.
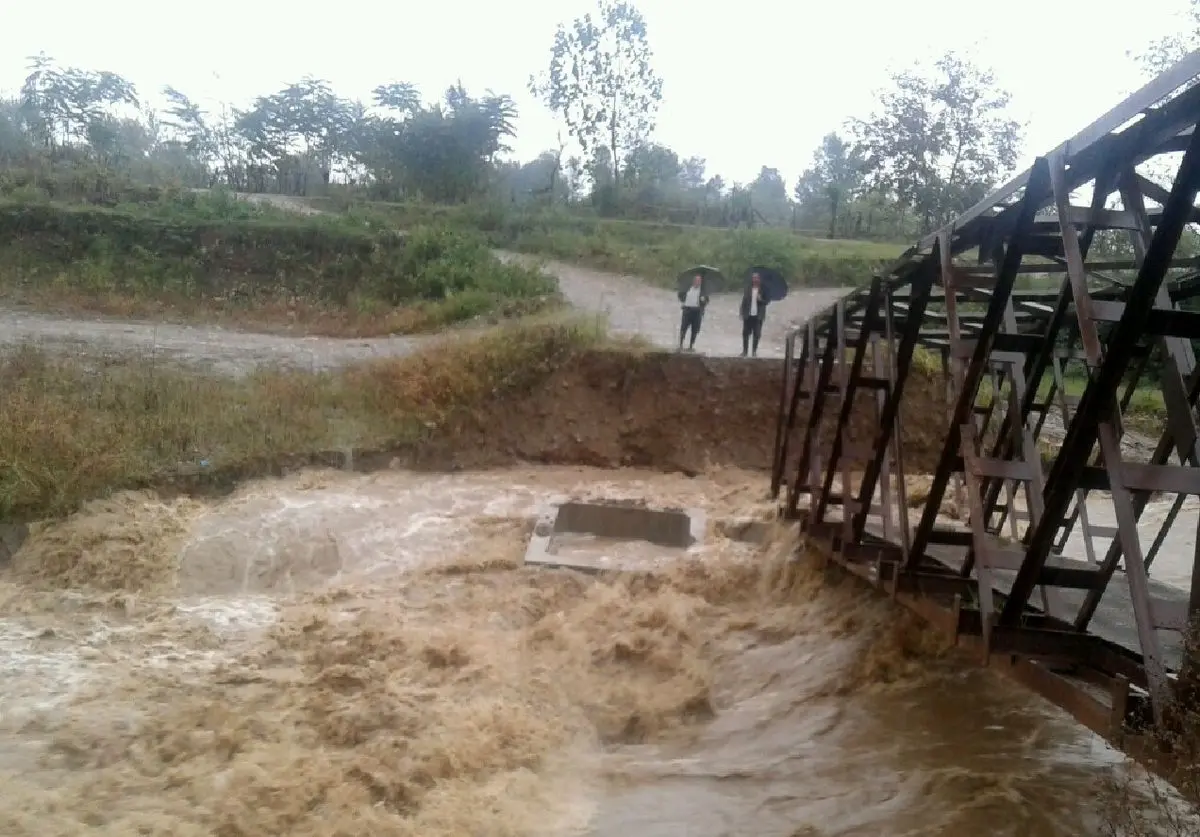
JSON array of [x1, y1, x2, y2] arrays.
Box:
[[864, 520, 1188, 667]]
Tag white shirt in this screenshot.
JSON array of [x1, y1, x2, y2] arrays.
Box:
[[683, 286, 703, 307], [749, 288, 760, 317]]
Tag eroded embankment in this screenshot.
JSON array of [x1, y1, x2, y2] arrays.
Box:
[[26, 349, 948, 518], [420, 351, 948, 477], [0, 328, 949, 530]]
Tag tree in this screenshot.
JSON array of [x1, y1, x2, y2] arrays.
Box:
[[233, 78, 355, 193], [623, 141, 681, 208], [529, 0, 664, 197], [1137, 0, 1200, 76], [494, 149, 570, 204], [19, 54, 139, 153], [280, 78, 354, 186], [726, 183, 754, 227], [794, 132, 865, 238], [680, 156, 706, 191], [749, 166, 789, 223], [372, 82, 421, 116], [586, 145, 617, 210], [0, 52, 786, 228], [850, 52, 1022, 233], [0, 99, 35, 166], [160, 87, 211, 156], [348, 84, 421, 198], [363, 84, 517, 203], [86, 115, 156, 168]]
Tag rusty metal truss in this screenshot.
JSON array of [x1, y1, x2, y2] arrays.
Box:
[[770, 50, 1200, 749]]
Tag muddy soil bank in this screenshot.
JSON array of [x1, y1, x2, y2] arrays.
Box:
[[18, 351, 947, 531], [421, 351, 948, 477]]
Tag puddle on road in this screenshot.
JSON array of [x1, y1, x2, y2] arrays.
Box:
[[0, 465, 1185, 836]]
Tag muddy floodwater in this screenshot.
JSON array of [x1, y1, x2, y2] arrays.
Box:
[[0, 465, 1177, 836]]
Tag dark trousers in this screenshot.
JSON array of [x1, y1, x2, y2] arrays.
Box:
[[742, 316, 763, 355], [680, 307, 703, 347]]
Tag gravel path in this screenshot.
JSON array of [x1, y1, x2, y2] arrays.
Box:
[[497, 252, 848, 358], [0, 307, 434, 376]]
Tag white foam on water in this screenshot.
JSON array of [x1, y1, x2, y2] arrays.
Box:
[[0, 620, 93, 715], [174, 595, 281, 634]]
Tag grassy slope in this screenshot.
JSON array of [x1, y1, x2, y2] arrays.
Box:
[[0, 193, 560, 337], [313, 199, 906, 290]]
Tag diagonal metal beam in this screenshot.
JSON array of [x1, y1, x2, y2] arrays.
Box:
[[787, 317, 840, 518], [851, 262, 936, 543], [908, 158, 1051, 570], [814, 280, 882, 526]]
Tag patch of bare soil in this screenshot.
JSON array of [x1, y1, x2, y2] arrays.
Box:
[[425, 351, 949, 476]]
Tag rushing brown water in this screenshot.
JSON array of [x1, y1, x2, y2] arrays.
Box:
[[0, 465, 1180, 836]]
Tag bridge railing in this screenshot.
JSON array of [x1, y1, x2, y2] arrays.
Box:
[[769, 49, 1200, 750]]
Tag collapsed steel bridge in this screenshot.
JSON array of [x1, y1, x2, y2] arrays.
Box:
[[770, 51, 1200, 747]]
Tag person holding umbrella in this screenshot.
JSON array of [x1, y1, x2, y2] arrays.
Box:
[[675, 265, 721, 351], [739, 266, 789, 357]]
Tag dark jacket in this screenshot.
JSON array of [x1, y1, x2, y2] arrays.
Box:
[[678, 286, 709, 310], [740, 286, 769, 320]]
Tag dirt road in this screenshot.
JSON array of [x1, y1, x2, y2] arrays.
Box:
[[0, 255, 845, 375], [0, 307, 433, 376], [497, 252, 848, 357], [241, 190, 852, 357], [0, 191, 848, 374]]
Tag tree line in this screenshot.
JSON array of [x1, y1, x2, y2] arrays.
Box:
[[0, 0, 1189, 240], [2, 53, 520, 204]]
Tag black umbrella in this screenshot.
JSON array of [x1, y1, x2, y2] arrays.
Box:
[[676, 265, 725, 296], [743, 266, 789, 302]]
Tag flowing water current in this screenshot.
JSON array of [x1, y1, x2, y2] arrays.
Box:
[[0, 465, 1188, 836]]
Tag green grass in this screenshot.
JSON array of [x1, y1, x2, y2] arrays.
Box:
[[975, 368, 1165, 433], [913, 345, 1165, 434], [315, 199, 905, 291], [1043, 373, 1164, 433], [0, 195, 560, 336]]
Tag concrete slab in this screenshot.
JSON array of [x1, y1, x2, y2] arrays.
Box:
[[524, 501, 706, 574]]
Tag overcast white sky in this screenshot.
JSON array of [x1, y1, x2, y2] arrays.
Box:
[[0, 0, 1193, 187]]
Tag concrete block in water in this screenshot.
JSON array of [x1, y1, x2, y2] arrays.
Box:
[[524, 501, 705, 574]]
